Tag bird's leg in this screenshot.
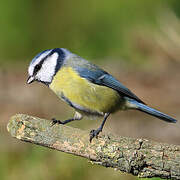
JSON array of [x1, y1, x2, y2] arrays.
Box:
[[89, 113, 110, 142], [51, 118, 74, 126], [51, 112, 82, 126]]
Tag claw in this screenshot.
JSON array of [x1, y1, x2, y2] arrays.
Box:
[[89, 128, 101, 142], [51, 118, 62, 126]]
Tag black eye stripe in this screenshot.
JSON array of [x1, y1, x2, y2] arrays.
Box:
[[35, 64, 41, 71], [33, 64, 40, 74], [33, 56, 48, 75], [33, 62, 43, 75]]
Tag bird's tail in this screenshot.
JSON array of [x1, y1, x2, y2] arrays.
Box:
[[126, 99, 177, 123]]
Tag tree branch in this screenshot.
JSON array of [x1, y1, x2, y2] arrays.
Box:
[[7, 114, 180, 179]]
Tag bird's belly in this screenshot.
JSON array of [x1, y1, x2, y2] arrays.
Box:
[[49, 67, 123, 114]]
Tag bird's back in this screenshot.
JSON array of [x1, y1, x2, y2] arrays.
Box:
[[63, 54, 144, 104]]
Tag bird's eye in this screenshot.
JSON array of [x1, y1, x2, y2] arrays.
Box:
[[34, 64, 41, 73]]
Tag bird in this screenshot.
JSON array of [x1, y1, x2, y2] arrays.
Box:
[[27, 48, 177, 142]]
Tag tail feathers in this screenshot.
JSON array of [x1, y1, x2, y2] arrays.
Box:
[[127, 99, 177, 123]]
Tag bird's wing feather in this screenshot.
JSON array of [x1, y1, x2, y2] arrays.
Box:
[[75, 67, 145, 104]]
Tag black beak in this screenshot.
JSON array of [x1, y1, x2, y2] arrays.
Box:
[[27, 76, 35, 84]]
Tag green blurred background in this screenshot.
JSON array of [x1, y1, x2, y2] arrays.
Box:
[[1, 0, 180, 179]]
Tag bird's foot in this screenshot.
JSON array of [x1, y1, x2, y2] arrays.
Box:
[[51, 118, 64, 126], [89, 128, 102, 143], [51, 118, 75, 126]]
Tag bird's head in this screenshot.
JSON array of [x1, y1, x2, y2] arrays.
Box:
[[27, 48, 70, 86]]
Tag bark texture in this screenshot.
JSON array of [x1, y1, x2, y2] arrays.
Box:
[[7, 114, 180, 179]]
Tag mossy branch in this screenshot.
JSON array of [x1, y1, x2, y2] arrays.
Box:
[[7, 114, 180, 179]]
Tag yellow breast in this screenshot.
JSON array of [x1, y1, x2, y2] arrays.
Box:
[[49, 67, 122, 114]]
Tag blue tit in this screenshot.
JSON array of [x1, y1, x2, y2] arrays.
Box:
[[27, 48, 177, 142]]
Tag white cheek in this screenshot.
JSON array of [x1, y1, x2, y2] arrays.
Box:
[[37, 53, 59, 83]]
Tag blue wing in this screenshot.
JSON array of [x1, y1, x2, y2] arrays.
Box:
[[75, 67, 145, 104]]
